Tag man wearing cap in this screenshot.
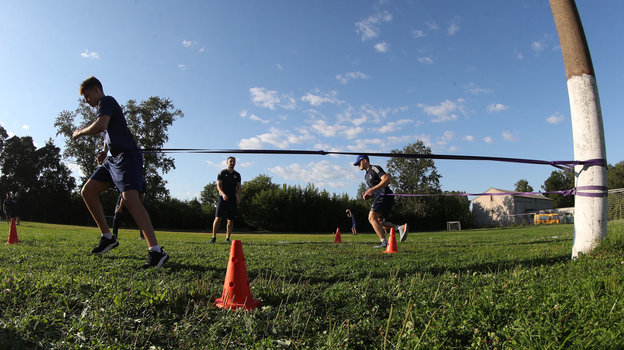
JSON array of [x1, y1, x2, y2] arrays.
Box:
[[354, 155, 408, 248]]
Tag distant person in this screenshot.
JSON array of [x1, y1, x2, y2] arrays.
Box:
[[210, 156, 242, 244], [112, 193, 145, 240], [353, 155, 408, 248], [72, 76, 168, 268], [345, 209, 357, 235], [13, 192, 20, 225], [3, 193, 13, 223]]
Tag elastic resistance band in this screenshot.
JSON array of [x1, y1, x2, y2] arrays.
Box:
[[384, 186, 608, 198], [142, 148, 606, 170]]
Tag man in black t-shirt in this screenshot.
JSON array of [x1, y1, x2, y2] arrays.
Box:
[[210, 156, 242, 243], [354, 155, 408, 248]]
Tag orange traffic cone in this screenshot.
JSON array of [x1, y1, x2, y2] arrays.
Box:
[[334, 227, 342, 244], [215, 240, 262, 311], [6, 218, 19, 245], [384, 228, 398, 254]]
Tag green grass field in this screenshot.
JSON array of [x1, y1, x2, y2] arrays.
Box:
[[1, 221, 623, 349]]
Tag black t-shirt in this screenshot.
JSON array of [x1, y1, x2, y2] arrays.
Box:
[[217, 169, 241, 198], [365, 165, 393, 196], [97, 96, 138, 156]]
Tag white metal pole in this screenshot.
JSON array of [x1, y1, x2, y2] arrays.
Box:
[[549, 0, 608, 258]]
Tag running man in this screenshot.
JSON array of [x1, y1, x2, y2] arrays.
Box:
[[210, 156, 242, 243], [354, 155, 408, 248]]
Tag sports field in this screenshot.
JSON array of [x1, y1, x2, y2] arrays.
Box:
[[1, 221, 623, 349]]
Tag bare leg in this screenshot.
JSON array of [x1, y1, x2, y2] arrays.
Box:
[[368, 211, 387, 241], [212, 217, 222, 239], [81, 179, 112, 234], [225, 219, 233, 240], [121, 190, 158, 248]]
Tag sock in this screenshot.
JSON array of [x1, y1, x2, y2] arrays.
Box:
[[112, 211, 124, 236], [149, 245, 161, 253], [102, 232, 113, 239]]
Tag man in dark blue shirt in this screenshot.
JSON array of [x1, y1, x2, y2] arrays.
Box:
[[209, 156, 242, 244], [73, 76, 168, 269], [354, 155, 408, 248]]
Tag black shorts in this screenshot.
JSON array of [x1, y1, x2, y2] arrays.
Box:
[[216, 197, 238, 220], [90, 152, 144, 193], [371, 194, 394, 219]]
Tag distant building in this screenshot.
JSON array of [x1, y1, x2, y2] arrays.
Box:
[[472, 187, 554, 227]]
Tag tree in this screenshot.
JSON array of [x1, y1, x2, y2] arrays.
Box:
[[608, 161, 624, 189], [200, 181, 219, 209], [514, 179, 534, 192], [542, 170, 575, 208], [386, 140, 441, 217], [1, 136, 39, 193], [124, 97, 184, 199], [55, 97, 183, 199]]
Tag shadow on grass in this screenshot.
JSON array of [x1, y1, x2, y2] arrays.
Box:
[[0, 327, 37, 350]]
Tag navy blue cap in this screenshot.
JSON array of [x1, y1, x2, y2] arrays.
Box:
[[353, 154, 369, 166]]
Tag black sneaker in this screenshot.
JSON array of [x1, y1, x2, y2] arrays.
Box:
[[91, 236, 119, 255], [142, 248, 169, 269], [208, 237, 216, 244], [225, 238, 231, 243]]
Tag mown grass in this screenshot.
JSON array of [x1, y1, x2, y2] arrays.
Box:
[[1, 221, 623, 349]]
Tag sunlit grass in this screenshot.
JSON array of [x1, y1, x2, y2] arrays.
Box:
[[1, 221, 623, 348]]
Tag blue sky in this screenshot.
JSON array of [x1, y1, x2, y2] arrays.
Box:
[[1, 1, 623, 200]]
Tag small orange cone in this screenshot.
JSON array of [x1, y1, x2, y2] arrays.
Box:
[[384, 228, 398, 254], [6, 218, 19, 245], [334, 227, 342, 244], [215, 240, 262, 311]]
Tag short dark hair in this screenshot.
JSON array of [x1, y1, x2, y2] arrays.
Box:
[[227, 156, 236, 162], [79, 76, 103, 96]]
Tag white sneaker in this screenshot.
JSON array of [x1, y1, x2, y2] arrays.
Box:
[[373, 240, 388, 248], [398, 224, 408, 242]]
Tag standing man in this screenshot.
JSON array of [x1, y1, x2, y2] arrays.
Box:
[[354, 155, 408, 248], [210, 156, 242, 244], [73, 76, 168, 269], [345, 209, 357, 235]]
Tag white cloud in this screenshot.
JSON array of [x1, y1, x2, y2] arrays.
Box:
[[248, 113, 269, 124], [418, 99, 465, 123], [21, 125, 30, 130], [531, 41, 545, 52], [465, 83, 492, 95], [198, 47, 206, 53], [336, 71, 369, 84], [355, 11, 392, 41], [411, 30, 426, 38], [546, 112, 565, 124], [250, 87, 280, 110], [177, 64, 187, 70], [276, 63, 285, 71], [376, 119, 414, 133], [426, 21, 439, 31], [463, 135, 475, 142], [205, 160, 226, 168], [182, 40, 193, 47], [483, 136, 493, 144], [80, 49, 99, 59], [502, 130, 517, 142], [301, 90, 343, 107], [374, 41, 390, 53], [418, 57, 434, 65], [487, 103, 509, 112], [517, 52, 524, 60], [436, 130, 455, 147], [448, 16, 461, 35], [280, 96, 297, 110], [269, 160, 357, 187], [238, 127, 314, 149]]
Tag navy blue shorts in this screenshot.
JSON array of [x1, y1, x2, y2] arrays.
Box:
[[371, 194, 394, 219], [216, 196, 238, 220], [90, 152, 144, 193]]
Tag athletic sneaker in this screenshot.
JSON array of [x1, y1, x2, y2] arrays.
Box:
[[373, 240, 388, 249], [91, 236, 119, 255], [398, 223, 409, 242], [225, 238, 231, 243], [208, 237, 216, 244], [142, 248, 169, 269]]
